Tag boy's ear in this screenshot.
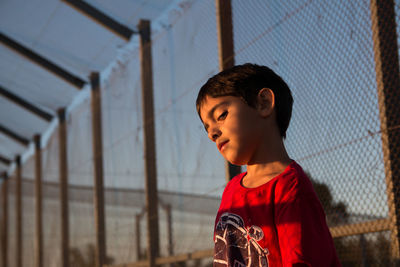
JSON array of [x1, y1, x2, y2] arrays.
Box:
[[256, 88, 275, 117]]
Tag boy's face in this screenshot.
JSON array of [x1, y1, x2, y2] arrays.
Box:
[[199, 95, 267, 165]]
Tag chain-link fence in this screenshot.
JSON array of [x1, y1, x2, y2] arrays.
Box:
[[1, 0, 399, 266], [232, 0, 399, 265]]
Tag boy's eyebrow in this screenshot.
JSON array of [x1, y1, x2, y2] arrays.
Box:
[[202, 101, 230, 132]]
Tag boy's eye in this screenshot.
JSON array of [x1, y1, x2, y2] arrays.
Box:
[[217, 111, 228, 121]]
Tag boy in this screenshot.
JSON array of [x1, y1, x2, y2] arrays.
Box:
[[196, 63, 340, 267]]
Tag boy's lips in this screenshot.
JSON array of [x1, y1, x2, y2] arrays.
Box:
[[217, 140, 229, 151]]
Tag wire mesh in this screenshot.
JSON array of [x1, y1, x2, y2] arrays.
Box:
[[100, 34, 144, 265], [42, 131, 61, 267], [21, 179, 34, 267], [334, 231, 392, 266], [98, 0, 222, 262], [151, 0, 221, 257], [372, 0, 400, 262], [233, 0, 385, 219], [67, 97, 97, 266], [1, 0, 399, 266], [231, 0, 399, 265]]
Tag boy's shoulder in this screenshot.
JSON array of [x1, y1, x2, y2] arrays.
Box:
[[279, 161, 308, 181], [275, 161, 316, 201]]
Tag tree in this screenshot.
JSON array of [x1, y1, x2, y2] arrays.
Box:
[[306, 171, 349, 226], [306, 171, 393, 266]]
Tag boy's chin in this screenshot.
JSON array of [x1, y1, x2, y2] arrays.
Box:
[[222, 150, 247, 165], [225, 157, 246, 166]]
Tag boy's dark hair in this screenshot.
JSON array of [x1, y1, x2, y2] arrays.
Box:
[[196, 63, 293, 138]]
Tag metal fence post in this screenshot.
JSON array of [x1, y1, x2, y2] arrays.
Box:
[[15, 156, 22, 267], [34, 134, 43, 267], [90, 72, 107, 267], [216, 0, 241, 182], [1, 173, 8, 267], [58, 108, 70, 267], [370, 0, 400, 260], [138, 19, 160, 267], [135, 213, 142, 261]]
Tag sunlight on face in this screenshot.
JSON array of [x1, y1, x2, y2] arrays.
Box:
[[199, 95, 266, 165]]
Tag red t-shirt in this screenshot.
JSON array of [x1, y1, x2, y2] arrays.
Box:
[[213, 161, 341, 267]]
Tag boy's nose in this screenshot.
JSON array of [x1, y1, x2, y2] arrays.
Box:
[[208, 128, 221, 142]]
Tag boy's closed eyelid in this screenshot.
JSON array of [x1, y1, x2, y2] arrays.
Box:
[[208, 101, 229, 119], [201, 102, 230, 134], [217, 110, 228, 120]]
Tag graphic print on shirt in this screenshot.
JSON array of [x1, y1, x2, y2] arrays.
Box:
[[214, 212, 269, 267]]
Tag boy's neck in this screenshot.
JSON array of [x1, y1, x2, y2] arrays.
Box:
[[242, 139, 292, 188]]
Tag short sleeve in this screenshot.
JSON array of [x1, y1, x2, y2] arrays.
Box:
[[274, 172, 338, 267]]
